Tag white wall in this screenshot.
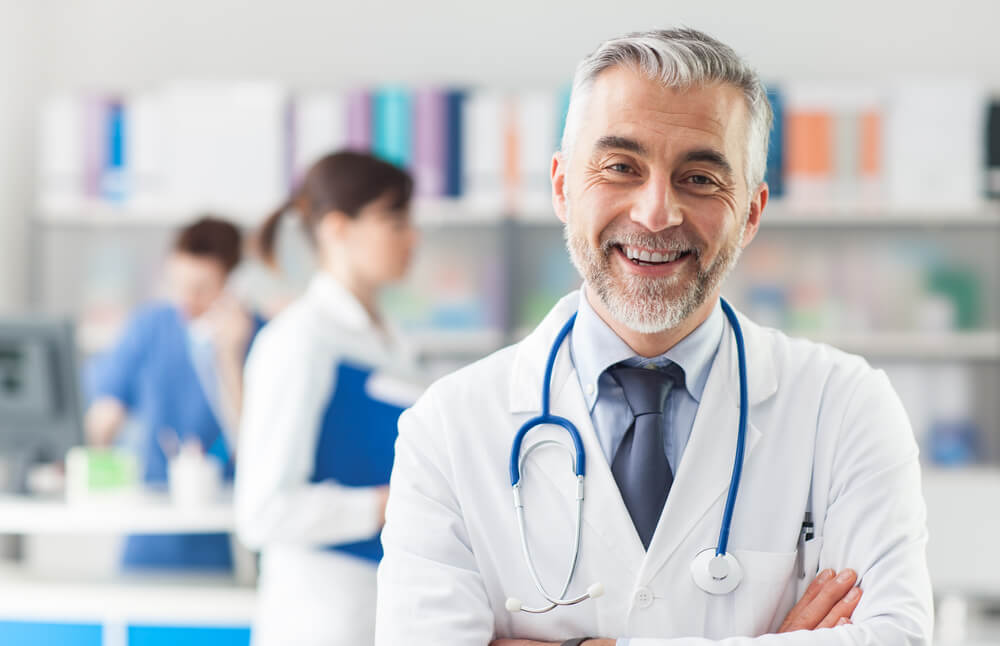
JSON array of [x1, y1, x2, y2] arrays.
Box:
[[5, 0, 1000, 307], [0, 2, 42, 309]]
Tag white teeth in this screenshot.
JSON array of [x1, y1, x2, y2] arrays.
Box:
[[622, 245, 687, 263]]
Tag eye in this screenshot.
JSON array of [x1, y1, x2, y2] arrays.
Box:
[[687, 174, 716, 186], [606, 162, 635, 174]]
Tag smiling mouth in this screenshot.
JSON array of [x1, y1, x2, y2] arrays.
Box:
[[614, 244, 693, 267]]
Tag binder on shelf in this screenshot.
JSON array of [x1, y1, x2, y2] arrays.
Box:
[[987, 99, 1000, 200], [124, 91, 165, 212], [764, 87, 784, 198], [885, 82, 985, 212], [443, 90, 465, 198], [345, 89, 373, 153], [292, 91, 347, 185], [160, 81, 288, 219], [412, 88, 447, 198], [373, 86, 414, 168], [82, 94, 113, 203], [100, 100, 127, 204], [784, 86, 835, 208], [462, 90, 507, 214], [782, 84, 885, 212], [556, 84, 572, 151], [512, 90, 559, 215]]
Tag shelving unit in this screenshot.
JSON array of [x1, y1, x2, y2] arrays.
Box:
[[29, 198, 1000, 467]]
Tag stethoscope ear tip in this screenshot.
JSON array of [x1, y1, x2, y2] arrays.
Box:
[[505, 597, 523, 613], [587, 582, 605, 599]]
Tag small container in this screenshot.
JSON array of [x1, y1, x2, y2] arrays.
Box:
[[167, 441, 222, 507]]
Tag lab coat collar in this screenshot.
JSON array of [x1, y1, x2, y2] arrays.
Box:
[[508, 291, 777, 415], [507, 291, 779, 568], [305, 272, 376, 332]]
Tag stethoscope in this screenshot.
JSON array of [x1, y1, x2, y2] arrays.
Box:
[[505, 297, 749, 614]]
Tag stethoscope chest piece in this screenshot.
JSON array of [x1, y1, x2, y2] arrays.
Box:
[[690, 547, 743, 595]]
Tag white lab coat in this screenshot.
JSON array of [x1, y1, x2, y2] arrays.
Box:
[[236, 273, 413, 646], [376, 291, 933, 645]]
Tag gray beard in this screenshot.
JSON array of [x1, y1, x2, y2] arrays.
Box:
[[564, 208, 745, 334]]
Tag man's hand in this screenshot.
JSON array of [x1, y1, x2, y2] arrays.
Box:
[[490, 570, 860, 646], [491, 641, 613, 646], [778, 568, 862, 632]]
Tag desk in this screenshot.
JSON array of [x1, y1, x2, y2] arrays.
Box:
[[0, 489, 254, 646]]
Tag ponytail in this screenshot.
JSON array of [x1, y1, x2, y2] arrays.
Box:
[[256, 197, 293, 268], [258, 151, 413, 269]]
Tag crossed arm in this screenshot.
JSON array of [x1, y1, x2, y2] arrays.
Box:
[[492, 567, 863, 646]]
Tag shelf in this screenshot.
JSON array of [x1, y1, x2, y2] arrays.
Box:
[[797, 330, 1000, 361], [39, 200, 1000, 229], [761, 204, 1000, 228], [0, 490, 234, 535], [0, 564, 254, 624], [36, 199, 510, 229]]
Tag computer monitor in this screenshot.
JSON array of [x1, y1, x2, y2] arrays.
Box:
[[0, 316, 83, 491]]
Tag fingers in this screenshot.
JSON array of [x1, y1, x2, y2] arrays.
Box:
[[818, 585, 863, 629], [778, 569, 835, 631], [779, 568, 859, 632]]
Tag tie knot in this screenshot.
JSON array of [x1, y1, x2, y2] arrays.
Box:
[[607, 363, 683, 417]]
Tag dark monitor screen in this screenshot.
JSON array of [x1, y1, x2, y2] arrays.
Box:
[[0, 317, 83, 469]]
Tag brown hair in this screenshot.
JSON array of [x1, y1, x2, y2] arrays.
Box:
[[257, 150, 414, 267], [173, 216, 243, 274]]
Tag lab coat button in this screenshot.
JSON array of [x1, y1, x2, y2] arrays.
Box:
[[635, 587, 654, 608]]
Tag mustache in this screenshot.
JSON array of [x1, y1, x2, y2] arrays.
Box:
[[598, 229, 703, 258]]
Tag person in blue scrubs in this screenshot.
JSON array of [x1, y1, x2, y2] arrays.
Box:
[[86, 216, 264, 571]]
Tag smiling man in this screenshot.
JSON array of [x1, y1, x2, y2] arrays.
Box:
[[376, 29, 932, 646]]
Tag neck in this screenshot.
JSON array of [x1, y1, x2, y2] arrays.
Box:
[[320, 260, 381, 327], [583, 284, 718, 358]]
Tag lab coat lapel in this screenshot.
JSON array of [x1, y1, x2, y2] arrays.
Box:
[[509, 292, 646, 571], [641, 309, 776, 581]]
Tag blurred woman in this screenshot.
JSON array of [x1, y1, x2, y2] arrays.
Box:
[[87, 216, 264, 570], [235, 151, 418, 646]]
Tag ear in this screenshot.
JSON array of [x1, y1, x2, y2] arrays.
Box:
[[740, 182, 768, 248], [315, 210, 351, 246], [551, 152, 569, 224]]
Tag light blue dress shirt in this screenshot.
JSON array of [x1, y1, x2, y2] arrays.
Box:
[[569, 292, 724, 646], [570, 292, 725, 472]]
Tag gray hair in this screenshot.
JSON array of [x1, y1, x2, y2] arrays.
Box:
[[561, 28, 773, 192]]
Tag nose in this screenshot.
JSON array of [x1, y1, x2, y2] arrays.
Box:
[[629, 176, 683, 232]]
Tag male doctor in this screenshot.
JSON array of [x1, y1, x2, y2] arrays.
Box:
[[376, 28, 933, 646]]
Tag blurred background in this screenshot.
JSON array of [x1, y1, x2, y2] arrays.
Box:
[[0, 0, 999, 644]]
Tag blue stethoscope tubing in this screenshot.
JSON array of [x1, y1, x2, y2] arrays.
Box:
[[505, 297, 749, 613]]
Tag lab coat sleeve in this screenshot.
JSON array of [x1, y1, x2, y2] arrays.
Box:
[[375, 390, 495, 646], [234, 326, 382, 549], [627, 368, 934, 646]]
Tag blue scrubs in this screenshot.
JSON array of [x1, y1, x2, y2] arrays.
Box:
[[90, 302, 264, 571]]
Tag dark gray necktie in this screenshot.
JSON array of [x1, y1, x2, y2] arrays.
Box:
[[607, 364, 682, 550]]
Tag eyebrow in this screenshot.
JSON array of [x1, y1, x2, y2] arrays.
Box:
[[683, 149, 734, 179], [593, 135, 648, 156]]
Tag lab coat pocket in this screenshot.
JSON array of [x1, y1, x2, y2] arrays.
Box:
[[770, 536, 826, 633], [723, 548, 798, 637]]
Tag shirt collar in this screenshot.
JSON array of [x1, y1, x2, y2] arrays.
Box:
[[305, 272, 374, 331], [571, 290, 725, 405]]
